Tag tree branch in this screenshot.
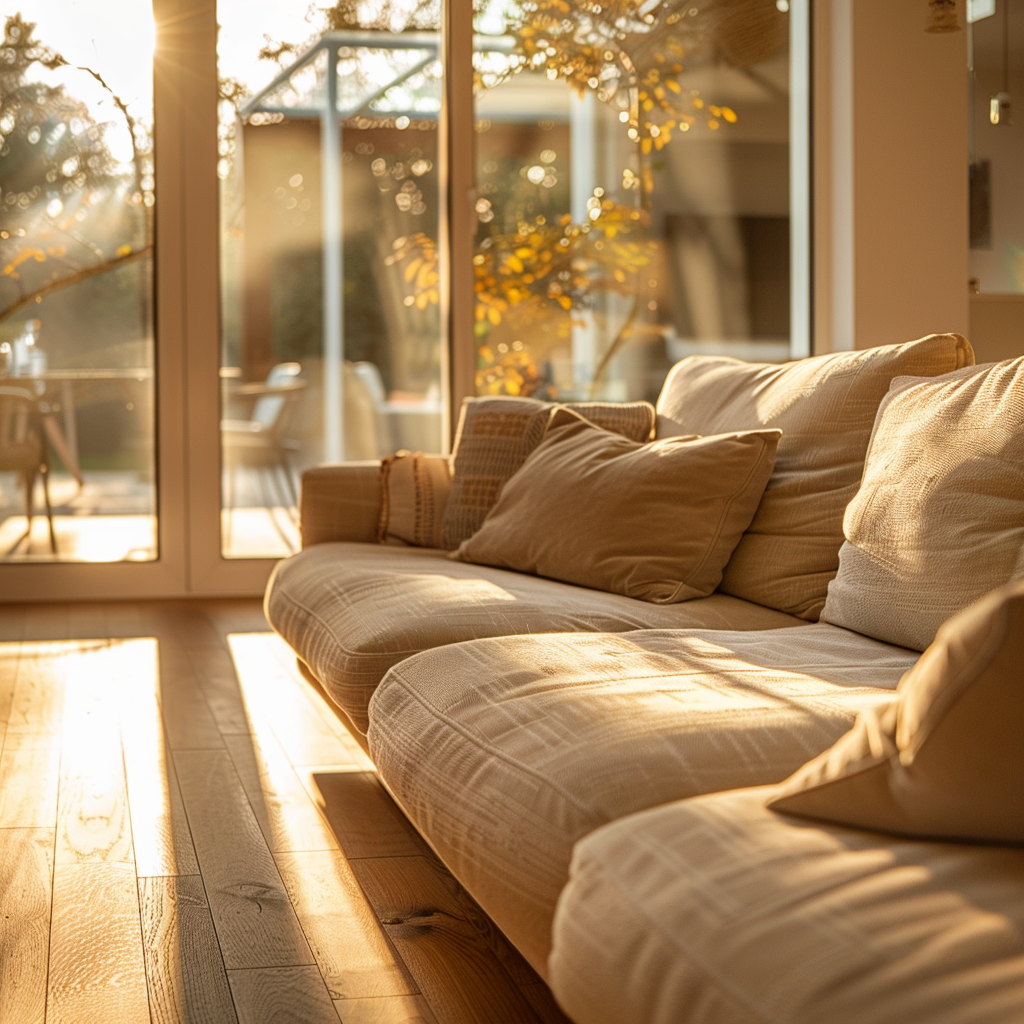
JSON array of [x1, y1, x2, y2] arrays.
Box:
[[0, 247, 152, 324]]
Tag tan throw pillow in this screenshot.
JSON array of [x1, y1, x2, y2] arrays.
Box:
[[453, 409, 781, 604], [656, 334, 974, 620], [441, 396, 656, 550], [821, 357, 1024, 652], [770, 580, 1024, 845], [378, 451, 451, 549]]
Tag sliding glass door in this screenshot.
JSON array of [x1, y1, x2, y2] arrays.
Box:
[[0, 0, 809, 596], [0, 4, 157, 563]]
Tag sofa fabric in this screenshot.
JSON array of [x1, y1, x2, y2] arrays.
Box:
[[441, 395, 656, 549], [299, 462, 383, 547], [549, 787, 1024, 1024], [367, 624, 919, 972], [378, 451, 452, 549], [655, 334, 974, 620], [455, 411, 781, 603], [265, 542, 804, 732], [772, 579, 1024, 845], [821, 358, 1024, 652]]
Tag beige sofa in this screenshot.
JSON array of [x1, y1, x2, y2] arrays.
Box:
[[266, 333, 1024, 1021]]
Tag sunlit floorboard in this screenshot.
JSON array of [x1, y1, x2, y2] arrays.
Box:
[[0, 600, 571, 1024]]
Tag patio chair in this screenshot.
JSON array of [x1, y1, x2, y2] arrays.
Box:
[[0, 385, 57, 554], [221, 361, 307, 522]]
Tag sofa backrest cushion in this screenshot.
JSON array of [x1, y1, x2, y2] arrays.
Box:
[[453, 408, 781, 603], [655, 334, 974, 620], [770, 579, 1024, 845], [441, 396, 655, 549], [821, 357, 1024, 651]]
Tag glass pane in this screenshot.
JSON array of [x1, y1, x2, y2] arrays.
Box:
[[0, 5, 157, 561], [462, 0, 791, 402], [218, 2, 443, 559]]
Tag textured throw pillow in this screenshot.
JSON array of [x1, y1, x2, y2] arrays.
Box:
[[441, 396, 656, 550], [453, 408, 781, 604], [655, 334, 974, 620], [821, 357, 1024, 652], [770, 579, 1024, 845], [378, 451, 451, 549]]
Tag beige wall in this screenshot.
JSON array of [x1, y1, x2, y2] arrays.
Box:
[[815, 0, 970, 353]]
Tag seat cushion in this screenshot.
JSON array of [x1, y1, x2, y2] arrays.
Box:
[[367, 623, 918, 972], [655, 334, 973, 620], [550, 787, 1024, 1024], [265, 542, 803, 732]]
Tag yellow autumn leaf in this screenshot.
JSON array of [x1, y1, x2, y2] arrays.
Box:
[[116, 244, 133, 258], [404, 258, 423, 283]]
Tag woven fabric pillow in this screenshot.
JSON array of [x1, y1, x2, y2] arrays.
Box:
[[441, 396, 655, 549], [453, 408, 781, 604], [821, 357, 1024, 652], [378, 451, 452, 549], [771, 579, 1024, 845], [655, 334, 974, 620]]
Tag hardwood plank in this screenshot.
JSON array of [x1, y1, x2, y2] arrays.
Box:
[[173, 749, 314, 970], [0, 640, 20, 724], [55, 642, 132, 865], [226, 633, 358, 768], [350, 857, 543, 1024], [334, 995, 437, 1024], [519, 983, 575, 1024], [229, 965, 341, 1024], [225, 733, 339, 853], [158, 634, 225, 751], [187, 646, 251, 736], [302, 771, 428, 861], [0, 828, 53, 1024], [139, 874, 238, 1024], [6, 641, 70, 738], [48, 863, 150, 1024], [0, 741, 60, 828], [274, 850, 416, 1001], [118, 637, 199, 876]]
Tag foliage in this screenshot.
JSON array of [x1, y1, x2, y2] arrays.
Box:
[[0, 13, 150, 322]]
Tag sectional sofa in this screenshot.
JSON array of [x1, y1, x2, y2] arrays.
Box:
[[265, 334, 1024, 1023]]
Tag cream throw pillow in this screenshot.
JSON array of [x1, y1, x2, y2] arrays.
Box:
[[453, 409, 781, 604], [770, 580, 1024, 845], [441, 396, 656, 550], [821, 357, 1024, 652], [655, 334, 974, 620], [378, 451, 452, 548]]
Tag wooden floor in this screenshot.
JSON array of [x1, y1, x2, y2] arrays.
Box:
[[0, 600, 572, 1024]]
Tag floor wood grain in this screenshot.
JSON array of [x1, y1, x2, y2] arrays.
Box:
[[0, 828, 53, 1024], [138, 874, 238, 1024], [48, 862, 150, 1024], [0, 600, 571, 1024]]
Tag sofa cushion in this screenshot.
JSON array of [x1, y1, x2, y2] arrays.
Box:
[[265, 543, 804, 732], [441, 395, 656, 549], [821, 358, 1024, 652], [772, 579, 1024, 845], [378, 450, 451, 549], [455, 410, 781, 603], [655, 334, 973, 620], [367, 623, 918, 972], [549, 787, 1024, 1024]]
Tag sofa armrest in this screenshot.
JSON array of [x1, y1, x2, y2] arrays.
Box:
[[300, 462, 383, 548]]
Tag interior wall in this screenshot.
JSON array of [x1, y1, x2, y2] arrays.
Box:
[[814, 0, 970, 353]]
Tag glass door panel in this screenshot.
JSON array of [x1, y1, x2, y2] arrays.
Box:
[[463, 0, 792, 403], [0, 4, 157, 561], [217, 3, 443, 559]]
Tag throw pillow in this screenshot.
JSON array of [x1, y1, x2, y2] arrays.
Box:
[[655, 334, 974, 620], [453, 408, 781, 604], [821, 357, 1024, 651], [378, 450, 451, 549], [769, 579, 1024, 845], [440, 396, 656, 550]]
